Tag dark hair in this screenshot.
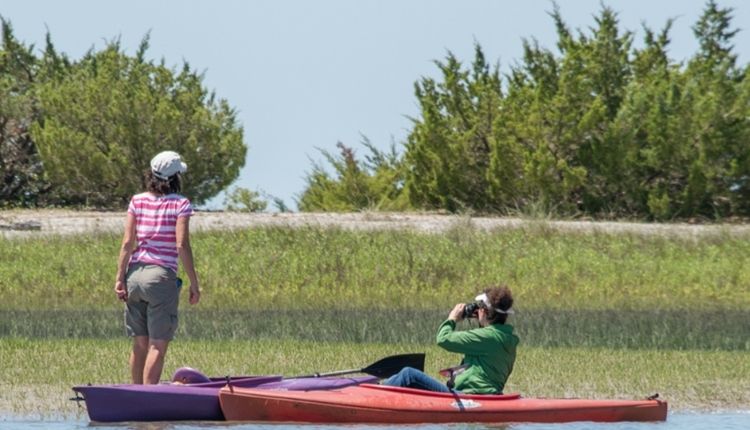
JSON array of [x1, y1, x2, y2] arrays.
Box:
[[144, 169, 182, 195], [484, 285, 514, 325]]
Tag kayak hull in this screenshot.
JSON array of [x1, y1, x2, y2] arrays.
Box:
[[73, 375, 280, 422], [219, 384, 668, 424], [73, 375, 377, 422]]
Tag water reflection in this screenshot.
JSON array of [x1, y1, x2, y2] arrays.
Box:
[[2, 413, 750, 430]]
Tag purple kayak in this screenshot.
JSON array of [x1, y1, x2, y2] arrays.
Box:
[[72, 370, 378, 422]]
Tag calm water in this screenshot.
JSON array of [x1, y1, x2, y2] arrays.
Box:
[[2, 414, 749, 430]]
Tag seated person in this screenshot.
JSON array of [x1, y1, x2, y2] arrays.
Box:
[[383, 285, 518, 394]]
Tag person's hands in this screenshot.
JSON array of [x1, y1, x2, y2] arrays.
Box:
[[114, 280, 127, 302], [189, 284, 201, 305], [448, 303, 465, 322]]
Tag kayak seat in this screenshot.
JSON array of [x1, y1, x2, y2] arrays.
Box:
[[171, 366, 211, 384]]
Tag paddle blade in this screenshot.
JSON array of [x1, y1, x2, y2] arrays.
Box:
[[361, 353, 425, 379]]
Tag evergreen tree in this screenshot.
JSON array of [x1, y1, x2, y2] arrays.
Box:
[[405, 45, 502, 212], [609, 20, 681, 218], [489, 4, 632, 215], [30, 35, 246, 207], [677, 0, 748, 218], [295, 1, 750, 220], [298, 138, 408, 212], [0, 19, 45, 206]]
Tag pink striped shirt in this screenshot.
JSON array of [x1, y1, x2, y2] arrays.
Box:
[[127, 192, 194, 272]]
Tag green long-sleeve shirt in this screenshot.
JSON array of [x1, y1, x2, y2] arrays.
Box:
[[436, 319, 519, 394]]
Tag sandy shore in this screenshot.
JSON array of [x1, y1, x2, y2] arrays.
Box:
[[2, 209, 749, 239]]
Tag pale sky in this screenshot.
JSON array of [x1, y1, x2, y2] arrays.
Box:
[[2, 0, 749, 210]]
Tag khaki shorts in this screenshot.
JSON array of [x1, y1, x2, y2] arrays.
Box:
[[125, 263, 181, 340]]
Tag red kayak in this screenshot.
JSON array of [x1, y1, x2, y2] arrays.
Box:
[[219, 383, 667, 423]]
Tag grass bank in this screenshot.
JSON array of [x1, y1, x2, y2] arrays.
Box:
[[2, 224, 749, 310], [3, 225, 749, 350]]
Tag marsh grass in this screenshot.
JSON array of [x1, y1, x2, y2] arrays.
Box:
[[3, 308, 748, 350], [2, 226, 749, 310], [1, 338, 748, 418], [509, 347, 750, 410], [2, 225, 749, 417]]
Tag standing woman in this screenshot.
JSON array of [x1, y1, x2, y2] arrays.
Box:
[[114, 151, 201, 384]]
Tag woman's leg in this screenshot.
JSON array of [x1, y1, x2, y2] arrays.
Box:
[[140, 265, 179, 384], [125, 265, 150, 384], [130, 336, 149, 384], [383, 367, 452, 393], [143, 339, 170, 384]]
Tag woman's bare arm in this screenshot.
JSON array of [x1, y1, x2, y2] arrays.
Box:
[[176, 216, 200, 305], [114, 213, 136, 301]]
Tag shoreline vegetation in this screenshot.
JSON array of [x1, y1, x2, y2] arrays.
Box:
[[1, 210, 749, 417]]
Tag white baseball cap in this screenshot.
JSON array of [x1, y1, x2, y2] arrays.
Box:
[[475, 293, 514, 314], [150, 151, 187, 180]]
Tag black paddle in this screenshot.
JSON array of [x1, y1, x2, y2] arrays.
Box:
[[294, 353, 425, 379]]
